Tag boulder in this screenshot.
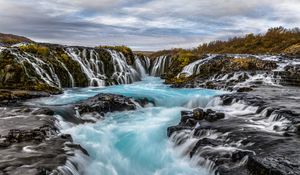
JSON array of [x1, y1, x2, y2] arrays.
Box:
[[76, 93, 150, 117], [193, 108, 205, 120], [205, 112, 225, 122]]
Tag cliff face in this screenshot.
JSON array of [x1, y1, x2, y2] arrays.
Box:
[[0, 44, 150, 95]]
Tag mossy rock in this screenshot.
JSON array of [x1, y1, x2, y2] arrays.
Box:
[[19, 44, 50, 57], [54, 47, 89, 87], [97, 45, 135, 65], [284, 43, 300, 57]]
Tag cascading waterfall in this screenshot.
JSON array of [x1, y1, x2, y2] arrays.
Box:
[[107, 49, 140, 84], [179, 54, 217, 77], [11, 51, 62, 87], [56, 59, 75, 87], [0, 46, 4, 53], [1, 46, 150, 89], [134, 55, 149, 77], [66, 48, 106, 87], [151, 55, 172, 76]]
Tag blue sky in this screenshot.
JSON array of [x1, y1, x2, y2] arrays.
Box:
[[0, 0, 299, 50]]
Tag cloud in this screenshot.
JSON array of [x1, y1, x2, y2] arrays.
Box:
[[0, 0, 299, 50]]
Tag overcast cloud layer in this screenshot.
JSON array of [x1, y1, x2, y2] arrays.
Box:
[[0, 0, 299, 50]]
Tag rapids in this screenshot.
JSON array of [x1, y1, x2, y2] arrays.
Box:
[[30, 77, 225, 175]]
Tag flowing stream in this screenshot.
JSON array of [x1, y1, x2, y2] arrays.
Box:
[[31, 77, 224, 175]]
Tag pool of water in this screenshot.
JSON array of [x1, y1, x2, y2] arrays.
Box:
[[32, 77, 225, 175]]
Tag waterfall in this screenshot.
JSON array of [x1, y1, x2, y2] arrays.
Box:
[[0, 47, 4, 53], [66, 48, 106, 87], [107, 49, 140, 84], [179, 54, 217, 77], [56, 59, 75, 87], [11, 51, 61, 87], [134, 56, 147, 77], [150, 55, 172, 76], [1, 46, 151, 89]]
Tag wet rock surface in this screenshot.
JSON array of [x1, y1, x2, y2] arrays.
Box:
[[71, 93, 153, 123], [0, 93, 153, 175], [167, 55, 300, 92], [0, 89, 52, 106], [167, 91, 300, 175], [0, 107, 88, 175]]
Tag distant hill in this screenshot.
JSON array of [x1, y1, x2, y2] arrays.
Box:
[[133, 51, 155, 57], [150, 27, 300, 58], [0, 33, 33, 46]]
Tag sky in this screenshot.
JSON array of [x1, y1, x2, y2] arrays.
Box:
[[0, 0, 299, 51]]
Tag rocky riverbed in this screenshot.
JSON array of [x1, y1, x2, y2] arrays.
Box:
[[0, 41, 300, 175], [162, 54, 300, 175], [0, 94, 151, 175]]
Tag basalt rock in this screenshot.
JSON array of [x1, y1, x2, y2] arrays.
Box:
[[166, 55, 278, 91], [168, 91, 300, 175], [276, 65, 300, 87], [0, 90, 52, 106], [74, 93, 153, 122], [0, 107, 88, 175]]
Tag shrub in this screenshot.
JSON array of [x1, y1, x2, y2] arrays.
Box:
[[20, 44, 50, 56]]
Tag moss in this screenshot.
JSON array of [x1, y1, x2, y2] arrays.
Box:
[[284, 43, 300, 56], [60, 53, 69, 62], [0, 50, 61, 94], [95, 48, 115, 77], [97, 45, 135, 65], [20, 44, 50, 57], [54, 48, 88, 87], [31, 82, 62, 93], [165, 56, 277, 85]]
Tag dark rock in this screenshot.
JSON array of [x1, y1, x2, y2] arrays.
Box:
[[0, 106, 87, 174], [180, 111, 193, 124], [296, 124, 300, 135], [204, 112, 225, 122], [276, 65, 300, 87], [181, 110, 193, 117], [65, 143, 89, 156], [205, 109, 214, 114], [168, 88, 300, 175], [32, 108, 55, 116], [185, 118, 198, 127], [190, 138, 223, 157], [193, 108, 205, 120], [135, 97, 155, 107], [231, 150, 254, 162], [237, 87, 253, 92], [167, 125, 192, 137], [76, 93, 148, 116]]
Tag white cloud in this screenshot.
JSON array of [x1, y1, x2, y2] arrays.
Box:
[[0, 0, 299, 50]]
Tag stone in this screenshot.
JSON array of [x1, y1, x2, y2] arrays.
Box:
[[193, 108, 205, 120], [237, 87, 253, 92], [32, 108, 55, 116], [205, 112, 225, 122]]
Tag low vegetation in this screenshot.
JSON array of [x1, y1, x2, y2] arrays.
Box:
[[151, 26, 300, 63], [0, 33, 33, 45], [20, 44, 50, 57], [195, 27, 300, 55], [97, 45, 135, 65]]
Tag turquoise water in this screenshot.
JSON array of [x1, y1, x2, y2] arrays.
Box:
[[34, 77, 224, 175]]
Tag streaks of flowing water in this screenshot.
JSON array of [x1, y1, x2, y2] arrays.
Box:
[[33, 77, 224, 175]]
